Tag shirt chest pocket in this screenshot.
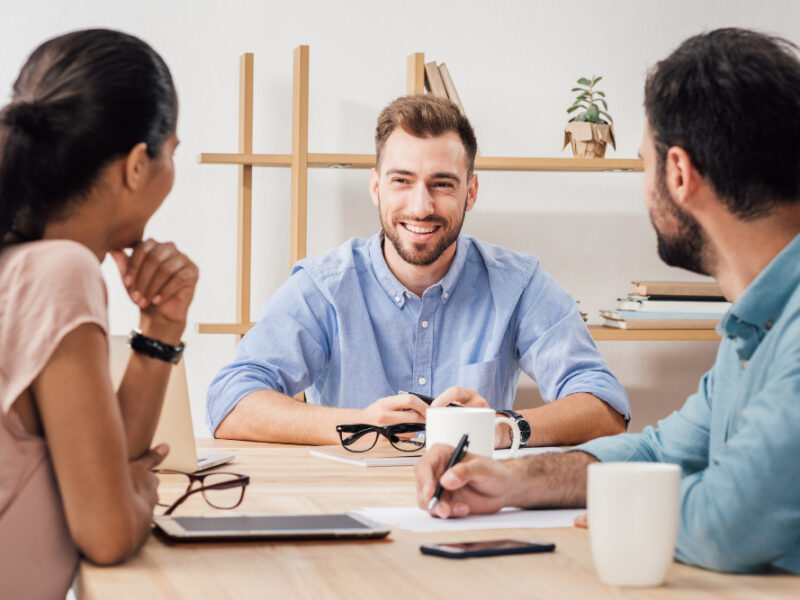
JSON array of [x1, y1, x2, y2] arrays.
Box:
[[456, 357, 501, 405]]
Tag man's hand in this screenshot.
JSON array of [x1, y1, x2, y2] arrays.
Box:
[[415, 443, 515, 519], [111, 239, 199, 343], [430, 387, 490, 408], [358, 394, 430, 426]]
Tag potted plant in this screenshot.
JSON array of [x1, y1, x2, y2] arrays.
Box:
[[563, 76, 616, 159]]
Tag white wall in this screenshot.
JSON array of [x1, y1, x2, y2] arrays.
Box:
[[3, 0, 798, 436]]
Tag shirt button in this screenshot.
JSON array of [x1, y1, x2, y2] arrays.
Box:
[[395, 296, 401, 303], [421, 321, 429, 328], [418, 377, 426, 385], [405, 291, 411, 297], [766, 321, 774, 330], [443, 292, 449, 299], [742, 360, 749, 368]]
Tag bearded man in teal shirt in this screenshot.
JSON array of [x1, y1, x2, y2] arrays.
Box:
[[416, 28, 800, 574]]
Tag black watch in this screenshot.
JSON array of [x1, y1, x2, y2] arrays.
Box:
[[128, 329, 185, 364], [497, 409, 531, 445]]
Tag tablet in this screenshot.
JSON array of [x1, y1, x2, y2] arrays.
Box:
[[152, 512, 390, 542]]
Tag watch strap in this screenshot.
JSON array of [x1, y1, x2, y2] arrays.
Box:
[[128, 329, 185, 364]]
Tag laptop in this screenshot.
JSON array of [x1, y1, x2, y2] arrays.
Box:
[[108, 335, 234, 472]]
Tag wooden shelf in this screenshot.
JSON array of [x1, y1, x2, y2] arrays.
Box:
[[199, 152, 642, 172], [196, 49, 643, 341], [196, 322, 255, 335], [198, 322, 720, 341], [588, 325, 720, 341]]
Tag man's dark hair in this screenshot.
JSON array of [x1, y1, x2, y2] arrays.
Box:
[[375, 95, 478, 175], [0, 29, 177, 247], [645, 28, 800, 219]]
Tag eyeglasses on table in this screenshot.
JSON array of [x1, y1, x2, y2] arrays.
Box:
[[155, 469, 250, 515], [336, 422, 426, 453]]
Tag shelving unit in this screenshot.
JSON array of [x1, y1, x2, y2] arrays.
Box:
[[196, 47, 721, 343]]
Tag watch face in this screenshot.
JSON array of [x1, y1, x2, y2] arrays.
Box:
[[498, 410, 531, 444]]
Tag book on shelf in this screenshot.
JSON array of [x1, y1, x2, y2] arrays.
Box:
[[632, 280, 723, 298], [599, 279, 725, 331], [602, 317, 720, 330], [600, 309, 727, 320], [617, 296, 732, 312], [438, 63, 465, 115], [309, 444, 421, 467], [424, 61, 449, 99]]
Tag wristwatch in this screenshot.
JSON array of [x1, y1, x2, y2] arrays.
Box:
[[128, 329, 185, 364], [497, 409, 531, 445]]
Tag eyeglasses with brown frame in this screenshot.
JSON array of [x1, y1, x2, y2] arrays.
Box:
[[155, 469, 250, 515], [336, 423, 426, 453]]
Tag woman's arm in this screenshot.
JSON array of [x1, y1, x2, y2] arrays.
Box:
[[32, 323, 165, 565], [111, 240, 198, 459]]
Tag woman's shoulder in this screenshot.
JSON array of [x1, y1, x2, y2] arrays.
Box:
[[3, 238, 100, 272], [0, 239, 108, 328], [1, 239, 104, 293]]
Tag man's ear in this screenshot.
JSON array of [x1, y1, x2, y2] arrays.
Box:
[[369, 167, 380, 207], [123, 142, 150, 192], [465, 173, 479, 212], [665, 146, 701, 210]]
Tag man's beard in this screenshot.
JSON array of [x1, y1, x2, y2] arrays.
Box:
[[379, 196, 467, 266], [651, 171, 710, 276]]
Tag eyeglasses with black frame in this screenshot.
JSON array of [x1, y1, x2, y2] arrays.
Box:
[[155, 469, 250, 515], [336, 423, 426, 453]]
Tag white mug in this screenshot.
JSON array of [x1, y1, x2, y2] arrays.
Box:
[[587, 462, 681, 587], [425, 407, 521, 457]]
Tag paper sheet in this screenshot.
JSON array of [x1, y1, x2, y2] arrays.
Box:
[[355, 506, 584, 532]]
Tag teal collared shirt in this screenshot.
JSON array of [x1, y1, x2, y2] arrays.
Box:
[[578, 233, 800, 574]]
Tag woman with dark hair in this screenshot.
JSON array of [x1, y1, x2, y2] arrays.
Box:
[[0, 29, 198, 598]]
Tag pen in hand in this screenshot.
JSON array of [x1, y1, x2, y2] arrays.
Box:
[[428, 433, 470, 513]]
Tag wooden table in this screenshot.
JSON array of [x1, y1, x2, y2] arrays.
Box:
[[78, 440, 797, 599]]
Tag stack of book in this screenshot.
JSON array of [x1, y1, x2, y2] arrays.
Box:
[[600, 280, 731, 330], [424, 61, 466, 116]]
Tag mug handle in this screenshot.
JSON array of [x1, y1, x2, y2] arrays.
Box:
[[494, 416, 521, 456]]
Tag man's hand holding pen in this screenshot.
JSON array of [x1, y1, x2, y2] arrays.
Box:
[[416, 442, 517, 519]]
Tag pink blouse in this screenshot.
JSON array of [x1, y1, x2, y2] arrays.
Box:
[[0, 240, 108, 599]]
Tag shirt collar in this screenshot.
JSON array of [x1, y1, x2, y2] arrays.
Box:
[[718, 233, 800, 359], [368, 231, 472, 307]]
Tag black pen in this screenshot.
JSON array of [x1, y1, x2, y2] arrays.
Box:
[[399, 390, 461, 408], [428, 433, 470, 512]]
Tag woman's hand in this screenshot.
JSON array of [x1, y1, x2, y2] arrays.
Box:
[[111, 239, 198, 343]]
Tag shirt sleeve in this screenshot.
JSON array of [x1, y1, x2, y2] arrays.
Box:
[[579, 345, 800, 573], [671, 347, 800, 573], [205, 268, 335, 433], [516, 268, 630, 420], [576, 366, 714, 473]]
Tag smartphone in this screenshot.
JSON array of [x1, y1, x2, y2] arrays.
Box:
[[400, 390, 460, 408], [420, 539, 555, 559]]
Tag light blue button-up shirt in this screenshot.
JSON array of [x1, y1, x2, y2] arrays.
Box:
[[578, 233, 800, 574], [207, 233, 629, 432]]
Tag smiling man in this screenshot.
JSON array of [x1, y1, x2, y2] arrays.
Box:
[[206, 95, 629, 445]]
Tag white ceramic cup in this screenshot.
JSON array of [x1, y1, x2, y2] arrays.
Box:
[[587, 462, 681, 587], [425, 407, 521, 457]]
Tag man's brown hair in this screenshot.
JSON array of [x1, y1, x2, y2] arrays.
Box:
[[374, 95, 477, 174]]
